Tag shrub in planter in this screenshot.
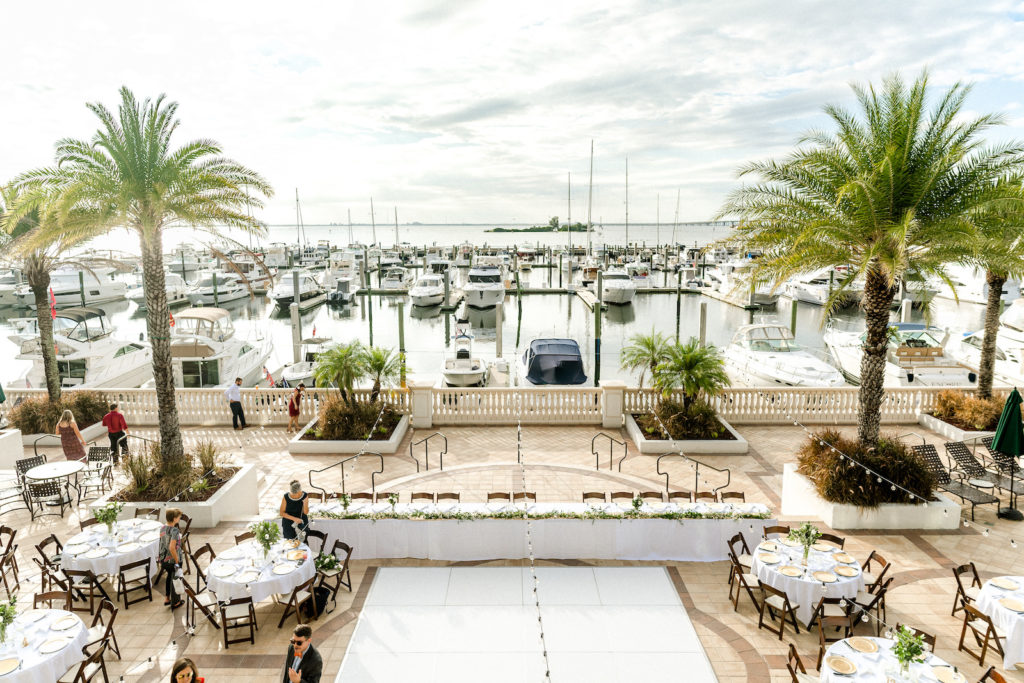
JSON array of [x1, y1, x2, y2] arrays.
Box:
[[7, 390, 108, 434], [304, 397, 402, 441], [931, 389, 1002, 432], [634, 398, 735, 440], [797, 429, 935, 508], [116, 439, 237, 503]]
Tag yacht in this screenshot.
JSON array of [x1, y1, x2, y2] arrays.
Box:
[[463, 264, 505, 309], [0, 270, 22, 307], [723, 324, 845, 388], [187, 272, 249, 306], [783, 268, 859, 307], [381, 266, 412, 290], [933, 264, 1022, 306], [8, 307, 152, 388], [441, 332, 487, 386], [517, 338, 588, 386], [263, 243, 292, 269], [269, 272, 326, 311], [279, 336, 330, 387], [409, 274, 446, 307], [823, 322, 976, 387], [948, 299, 1024, 387], [707, 259, 779, 307], [598, 267, 636, 305], [626, 263, 650, 287], [226, 252, 276, 294], [16, 267, 127, 308], [165, 245, 204, 279], [128, 272, 191, 311], [164, 307, 271, 388]]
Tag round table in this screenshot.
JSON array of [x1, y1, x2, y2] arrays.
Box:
[[24, 461, 85, 481], [820, 636, 963, 682], [207, 540, 315, 603], [752, 539, 864, 625], [0, 609, 89, 683], [61, 518, 163, 576], [976, 575, 1024, 671]]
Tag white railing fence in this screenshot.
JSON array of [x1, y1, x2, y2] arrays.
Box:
[[431, 387, 603, 425]]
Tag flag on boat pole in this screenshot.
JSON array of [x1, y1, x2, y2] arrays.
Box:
[[48, 287, 56, 320], [264, 366, 274, 387], [169, 311, 175, 327]]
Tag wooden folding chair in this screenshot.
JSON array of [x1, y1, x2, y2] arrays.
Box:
[[959, 603, 1006, 667], [758, 582, 800, 640], [582, 491, 607, 503], [133, 507, 160, 520], [513, 492, 536, 502], [410, 492, 436, 504], [980, 666, 1009, 683], [305, 528, 328, 555], [609, 491, 634, 503], [318, 540, 353, 609], [952, 562, 982, 617], [64, 568, 111, 615], [786, 642, 816, 683], [375, 491, 399, 503], [189, 543, 216, 593], [487, 492, 511, 502], [894, 623, 936, 651], [219, 597, 257, 649], [115, 558, 152, 609], [234, 531, 255, 545], [728, 551, 760, 613], [34, 589, 72, 610], [816, 614, 854, 668], [0, 552, 19, 597], [278, 576, 317, 627], [694, 491, 718, 503], [57, 639, 108, 683], [668, 491, 693, 503], [86, 599, 121, 659], [763, 525, 791, 539], [720, 491, 746, 503], [436, 492, 460, 503], [350, 492, 374, 503], [183, 582, 221, 632], [639, 491, 664, 502], [817, 532, 845, 549], [860, 550, 890, 592]]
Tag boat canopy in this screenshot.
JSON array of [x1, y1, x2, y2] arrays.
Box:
[[731, 324, 800, 352], [523, 338, 587, 385], [174, 307, 234, 340]]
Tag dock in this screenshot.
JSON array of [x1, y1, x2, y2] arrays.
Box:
[[700, 287, 763, 310], [575, 289, 607, 311]]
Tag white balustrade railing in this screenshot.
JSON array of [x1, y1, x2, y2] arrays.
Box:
[[431, 387, 603, 425]]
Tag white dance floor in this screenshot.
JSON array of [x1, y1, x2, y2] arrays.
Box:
[[335, 567, 718, 682]]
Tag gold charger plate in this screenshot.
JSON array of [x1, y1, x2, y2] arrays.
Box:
[[835, 566, 859, 578], [999, 597, 1024, 613], [235, 570, 259, 583], [992, 577, 1020, 591], [833, 552, 855, 564], [847, 637, 878, 653], [813, 571, 838, 583], [117, 542, 140, 553], [273, 564, 296, 575], [285, 549, 306, 561], [39, 637, 70, 654], [811, 542, 833, 552], [0, 657, 18, 676], [758, 553, 781, 565], [779, 538, 801, 548], [825, 655, 856, 675], [83, 547, 108, 559], [932, 666, 967, 683], [139, 531, 160, 543], [283, 539, 300, 549], [758, 541, 777, 552], [64, 543, 91, 556], [779, 566, 802, 577], [51, 615, 79, 631]]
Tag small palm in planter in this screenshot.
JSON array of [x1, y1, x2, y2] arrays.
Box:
[[250, 520, 281, 560], [788, 522, 821, 566]]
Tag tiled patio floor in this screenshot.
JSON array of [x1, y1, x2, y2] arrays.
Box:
[[10, 422, 1024, 681]]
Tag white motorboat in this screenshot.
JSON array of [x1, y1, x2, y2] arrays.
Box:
[[226, 252, 276, 294], [706, 259, 779, 307], [0, 270, 22, 307], [279, 336, 331, 387], [381, 266, 412, 290], [410, 274, 446, 307], [463, 264, 505, 309], [598, 267, 636, 305], [270, 272, 326, 310], [16, 267, 128, 308], [783, 268, 859, 307], [165, 245, 205, 279], [441, 332, 487, 386], [128, 272, 191, 311], [626, 263, 650, 287], [823, 322, 976, 387], [723, 324, 845, 387], [948, 299, 1024, 387], [581, 258, 600, 284], [7, 307, 153, 388], [517, 338, 588, 386], [187, 272, 249, 306], [262, 243, 292, 269], [933, 264, 1022, 305], [163, 307, 271, 388]]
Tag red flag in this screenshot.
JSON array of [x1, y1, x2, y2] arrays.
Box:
[[312, 325, 317, 337], [48, 287, 56, 320], [169, 312, 175, 327], [263, 366, 274, 387]]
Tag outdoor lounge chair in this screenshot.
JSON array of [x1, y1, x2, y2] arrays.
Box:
[[980, 436, 1024, 498], [912, 444, 998, 520], [945, 442, 1001, 489]]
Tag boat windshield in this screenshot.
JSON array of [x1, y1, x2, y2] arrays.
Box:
[[195, 275, 235, 288], [604, 272, 630, 281], [740, 326, 801, 352], [469, 273, 501, 284]]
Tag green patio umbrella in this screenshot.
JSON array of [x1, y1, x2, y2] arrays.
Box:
[[992, 387, 1024, 521]]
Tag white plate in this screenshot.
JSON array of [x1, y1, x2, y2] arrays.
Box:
[[50, 615, 79, 632], [83, 548, 109, 559], [39, 637, 70, 654], [220, 547, 245, 560], [273, 564, 296, 575], [139, 531, 160, 543], [18, 609, 47, 623], [211, 564, 237, 578], [64, 543, 91, 556], [235, 571, 259, 583], [67, 533, 92, 545], [117, 542, 141, 553]]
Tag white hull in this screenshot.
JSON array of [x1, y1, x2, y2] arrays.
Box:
[[188, 289, 248, 305], [0, 287, 19, 307], [724, 352, 845, 388], [20, 284, 127, 308], [442, 366, 487, 386], [824, 330, 976, 388], [601, 283, 635, 305], [463, 286, 504, 308], [411, 291, 444, 307]]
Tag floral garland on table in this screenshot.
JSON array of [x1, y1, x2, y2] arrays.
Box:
[[311, 508, 772, 522]]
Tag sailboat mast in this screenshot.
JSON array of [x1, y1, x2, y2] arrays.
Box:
[[624, 157, 629, 258], [394, 207, 399, 247], [567, 171, 572, 266], [347, 209, 353, 246], [295, 188, 306, 246], [370, 197, 377, 245], [672, 188, 680, 247], [656, 193, 660, 247], [586, 140, 594, 258]]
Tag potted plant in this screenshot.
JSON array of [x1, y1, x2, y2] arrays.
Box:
[[94, 501, 124, 537], [339, 493, 351, 512], [388, 493, 399, 512], [250, 519, 281, 560], [888, 625, 927, 678], [788, 521, 821, 566], [0, 594, 15, 645]]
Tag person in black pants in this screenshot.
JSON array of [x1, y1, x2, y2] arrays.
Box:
[[158, 507, 184, 609], [280, 480, 309, 540], [224, 377, 247, 429], [101, 403, 128, 462]]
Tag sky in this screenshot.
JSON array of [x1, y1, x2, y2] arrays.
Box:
[[3, 0, 1024, 225]]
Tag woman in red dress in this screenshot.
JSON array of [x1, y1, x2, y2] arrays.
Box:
[[55, 409, 87, 462], [286, 383, 306, 434]]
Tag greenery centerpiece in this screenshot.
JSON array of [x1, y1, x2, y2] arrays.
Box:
[[889, 625, 927, 676], [0, 594, 15, 644], [250, 519, 281, 559], [788, 522, 821, 566], [339, 493, 352, 511], [94, 501, 124, 537]]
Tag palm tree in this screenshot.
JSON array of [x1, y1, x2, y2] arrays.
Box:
[[718, 71, 1024, 445], [362, 346, 404, 402], [652, 338, 730, 409], [620, 331, 671, 388], [8, 88, 272, 463], [313, 342, 367, 404]]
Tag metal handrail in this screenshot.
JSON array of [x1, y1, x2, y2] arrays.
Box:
[[591, 432, 628, 472], [33, 432, 98, 460], [409, 432, 448, 472], [307, 454, 360, 498], [656, 451, 731, 494], [896, 432, 927, 446], [366, 452, 385, 493]]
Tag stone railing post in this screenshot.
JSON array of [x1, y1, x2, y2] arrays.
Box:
[[599, 380, 626, 429], [407, 379, 433, 429]]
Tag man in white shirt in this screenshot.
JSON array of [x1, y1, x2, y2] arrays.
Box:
[[225, 377, 247, 429]]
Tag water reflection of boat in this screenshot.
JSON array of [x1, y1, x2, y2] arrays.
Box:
[[459, 305, 497, 338], [604, 303, 636, 325], [410, 303, 442, 320]]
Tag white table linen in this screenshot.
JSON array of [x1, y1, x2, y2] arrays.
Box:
[[977, 575, 1024, 671], [206, 541, 315, 603], [752, 541, 864, 625], [24, 461, 85, 481], [60, 518, 162, 576], [308, 501, 774, 562], [0, 609, 89, 683], [819, 636, 961, 682]]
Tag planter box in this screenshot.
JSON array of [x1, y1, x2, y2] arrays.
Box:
[[624, 413, 748, 454], [781, 463, 960, 530], [287, 415, 409, 455], [0, 430, 22, 469], [918, 413, 994, 444], [22, 421, 107, 448], [90, 463, 258, 528]]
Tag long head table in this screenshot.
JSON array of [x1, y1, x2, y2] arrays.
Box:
[[307, 501, 773, 562]]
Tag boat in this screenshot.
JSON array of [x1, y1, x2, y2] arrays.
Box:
[[163, 307, 271, 388], [823, 321, 976, 387], [187, 272, 249, 306], [409, 274, 446, 307], [165, 245, 205, 279], [16, 267, 128, 308], [269, 272, 327, 310], [381, 266, 412, 290], [127, 272, 191, 311], [7, 307, 153, 388], [0, 270, 22, 307], [463, 264, 505, 309], [932, 264, 1022, 305], [518, 338, 588, 386], [279, 336, 331, 387], [441, 331, 487, 386], [707, 259, 779, 307], [263, 243, 292, 269], [581, 258, 600, 285], [783, 268, 859, 307], [626, 263, 650, 287], [723, 324, 845, 387], [225, 252, 276, 294], [948, 299, 1024, 387], [598, 267, 636, 305]]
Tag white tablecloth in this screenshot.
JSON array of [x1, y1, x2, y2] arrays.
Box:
[[207, 541, 315, 603], [752, 541, 864, 625], [308, 502, 774, 562], [820, 637, 960, 682], [1, 609, 88, 683], [977, 575, 1024, 671], [61, 518, 162, 576]]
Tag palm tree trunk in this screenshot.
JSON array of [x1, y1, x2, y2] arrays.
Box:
[[977, 270, 1005, 399], [27, 270, 61, 401], [139, 229, 185, 464], [857, 265, 895, 446], [371, 379, 381, 403]]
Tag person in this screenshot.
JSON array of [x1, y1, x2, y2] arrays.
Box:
[[282, 624, 322, 683], [280, 480, 309, 540], [158, 507, 184, 609], [55, 409, 87, 462], [225, 377, 247, 430], [170, 657, 204, 683], [101, 403, 128, 461], [286, 383, 306, 434]]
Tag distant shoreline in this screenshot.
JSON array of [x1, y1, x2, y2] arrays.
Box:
[[486, 224, 589, 233]]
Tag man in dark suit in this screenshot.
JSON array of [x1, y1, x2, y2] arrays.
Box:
[[283, 624, 322, 683]]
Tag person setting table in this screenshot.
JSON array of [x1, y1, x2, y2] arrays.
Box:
[[282, 624, 322, 683], [281, 480, 309, 540], [158, 507, 184, 609]]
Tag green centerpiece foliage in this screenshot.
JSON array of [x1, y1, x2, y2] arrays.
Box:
[[339, 493, 352, 511], [788, 522, 821, 564], [890, 625, 927, 673], [94, 501, 124, 535], [250, 519, 281, 557], [314, 552, 340, 573], [0, 594, 15, 644]]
